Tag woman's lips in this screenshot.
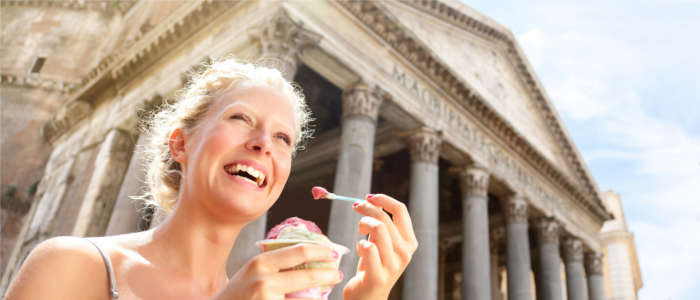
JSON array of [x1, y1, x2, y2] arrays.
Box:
[[223, 166, 265, 190], [223, 159, 270, 188]]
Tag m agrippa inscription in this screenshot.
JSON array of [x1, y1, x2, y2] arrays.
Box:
[[389, 64, 601, 248]]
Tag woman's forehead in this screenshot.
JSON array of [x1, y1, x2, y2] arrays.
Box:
[[210, 83, 296, 127]]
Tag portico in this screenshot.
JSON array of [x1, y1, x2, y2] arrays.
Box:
[[1, 2, 612, 300]]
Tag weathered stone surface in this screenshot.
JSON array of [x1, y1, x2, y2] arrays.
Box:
[[403, 129, 440, 300], [327, 115, 378, 300], [251, 10, 320, 81], [458, 165, 491, 300], [504, 194, 532, 300], [0, 86, 66, 272], [534, 218, 564, 300], [0, 1, 617, 298], [585, 252, 607, 300], [600, 190, 642, 299], [72, 128, 135, 237], [407, 127, 441, 163], [105, 134, 148, 235], [563, 237, 588, 300]]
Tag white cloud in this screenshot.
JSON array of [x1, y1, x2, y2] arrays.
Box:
[[511, 4, 700, 300], [630, 219, 700, 299], [465, 1, 700, 298]]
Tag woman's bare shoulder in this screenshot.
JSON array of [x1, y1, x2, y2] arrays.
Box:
[[5, 236, 111, 299]]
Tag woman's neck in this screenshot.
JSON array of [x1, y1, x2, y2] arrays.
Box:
[[146, 199, 245, 294]]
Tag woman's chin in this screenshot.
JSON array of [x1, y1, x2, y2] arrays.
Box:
[[206, 196, 270, 223]]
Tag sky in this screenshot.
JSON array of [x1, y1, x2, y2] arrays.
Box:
[[463, 1, 700, 299]]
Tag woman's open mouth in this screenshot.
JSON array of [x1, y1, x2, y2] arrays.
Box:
[[224, 163, 267, 188]]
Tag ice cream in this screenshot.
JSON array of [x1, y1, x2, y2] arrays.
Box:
[[256, 217, 349, 299]]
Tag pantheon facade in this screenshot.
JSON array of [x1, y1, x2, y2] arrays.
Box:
[[1, 1, 614, 299]]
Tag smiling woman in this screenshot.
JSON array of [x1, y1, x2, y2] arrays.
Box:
[[4, 58, 418, 300], [142, 60, 312, 213]]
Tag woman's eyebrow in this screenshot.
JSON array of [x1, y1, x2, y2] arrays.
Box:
[[218, 102, 259, 117], [219, 102, 294, 134]]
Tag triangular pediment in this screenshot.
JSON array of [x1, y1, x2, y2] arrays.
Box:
[[380, 0, 581, 184]]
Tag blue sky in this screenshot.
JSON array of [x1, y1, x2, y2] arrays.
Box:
[[463, 1, 700, 299]]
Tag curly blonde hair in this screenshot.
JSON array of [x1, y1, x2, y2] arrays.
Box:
[[140, 58, 312, 212]]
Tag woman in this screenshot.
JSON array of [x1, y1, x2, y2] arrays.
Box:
[[5, 59, 418, 300]]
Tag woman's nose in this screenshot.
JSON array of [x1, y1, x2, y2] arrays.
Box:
[[245, 129, 272, 155]]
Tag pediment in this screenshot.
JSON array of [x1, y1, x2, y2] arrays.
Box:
[[380, 0, 580, 183]]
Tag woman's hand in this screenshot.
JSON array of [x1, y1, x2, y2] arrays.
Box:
[[343, 194, 419, 300], [213, 243, 342, 300]]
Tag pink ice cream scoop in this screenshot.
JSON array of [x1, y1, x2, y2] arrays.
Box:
[[257, 217, 349, 299]]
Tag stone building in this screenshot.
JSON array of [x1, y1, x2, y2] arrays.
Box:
[[1, 1, 615, 299], [599, 191, 643, 300]]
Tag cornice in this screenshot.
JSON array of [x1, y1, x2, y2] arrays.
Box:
[[0, 0, 137, 13], [40, 100, 92, 143], [398, 0, 608, 218], [338, 0, 610, 222], [42, 0, 237, 141], [0, 74, 80, 93]]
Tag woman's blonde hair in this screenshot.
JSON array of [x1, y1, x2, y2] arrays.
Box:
[[140, 58, 312, 212]]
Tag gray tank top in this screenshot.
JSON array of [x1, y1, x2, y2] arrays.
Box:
[[87, 239, 119, 300]]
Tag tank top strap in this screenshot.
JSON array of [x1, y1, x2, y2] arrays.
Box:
[[86, 239, 119, 300]]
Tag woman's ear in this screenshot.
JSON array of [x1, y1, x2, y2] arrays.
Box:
[[169, 128, 187, 164]]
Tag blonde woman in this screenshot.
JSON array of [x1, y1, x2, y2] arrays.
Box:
[[6, 59, 418, 300]]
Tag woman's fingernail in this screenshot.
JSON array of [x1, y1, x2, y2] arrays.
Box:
[[365, 194, 375, 200], [332, 250, 339, 259], [339, 270, 344, 280], [352, 201, 360, 208]]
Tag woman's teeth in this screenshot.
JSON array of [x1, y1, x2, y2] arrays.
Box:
[[225, 163, 266, 187]]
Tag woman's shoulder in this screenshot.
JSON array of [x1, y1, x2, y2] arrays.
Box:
[[23, 236, 107, 270], [5, 236, 111, 299]]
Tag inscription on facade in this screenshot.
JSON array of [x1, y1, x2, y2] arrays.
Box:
[[390, 64, 561, 217]]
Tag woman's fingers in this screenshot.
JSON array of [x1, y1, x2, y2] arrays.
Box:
[[366, 194, 418, 248], [252, 243, 335, 272], [356, 240, 383, 281], [270, 268, 342, 294], [353, 200, 401, 243], [358, 216, 398, 270]]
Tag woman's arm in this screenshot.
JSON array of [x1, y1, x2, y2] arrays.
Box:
[[5, 236, 110, 300]]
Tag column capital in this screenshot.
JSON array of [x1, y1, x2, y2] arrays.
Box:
[[342, 81, 384, 121], [408, 127, 441, 164], [503, 193, 528, 224], [457, 165, 490, 197], [562, 237, 584, 262], [251, 10, 321, 80], [584, 252, 603, 275], [535, 217, 560, 245]]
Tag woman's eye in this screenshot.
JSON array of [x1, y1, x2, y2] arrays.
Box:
[[230, 113, 250, 123], [276, 133, 291, 145]]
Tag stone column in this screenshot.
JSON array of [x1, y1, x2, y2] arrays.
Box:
[[105, 134, 147, 235], [228, 11, 319, 276], [326, 81, 383, 299], [72, 128, 135, 237], [562, 237, 588, 300], [403, 128, 441, 300], [585, 252, 606, 300], [252, 10, 320, 81], [504, 194, 532, 300], [534, 218, 563, 300], [457, 165, 491, 300]]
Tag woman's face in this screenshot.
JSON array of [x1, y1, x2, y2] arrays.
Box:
[[177, 81, 296, 222]]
